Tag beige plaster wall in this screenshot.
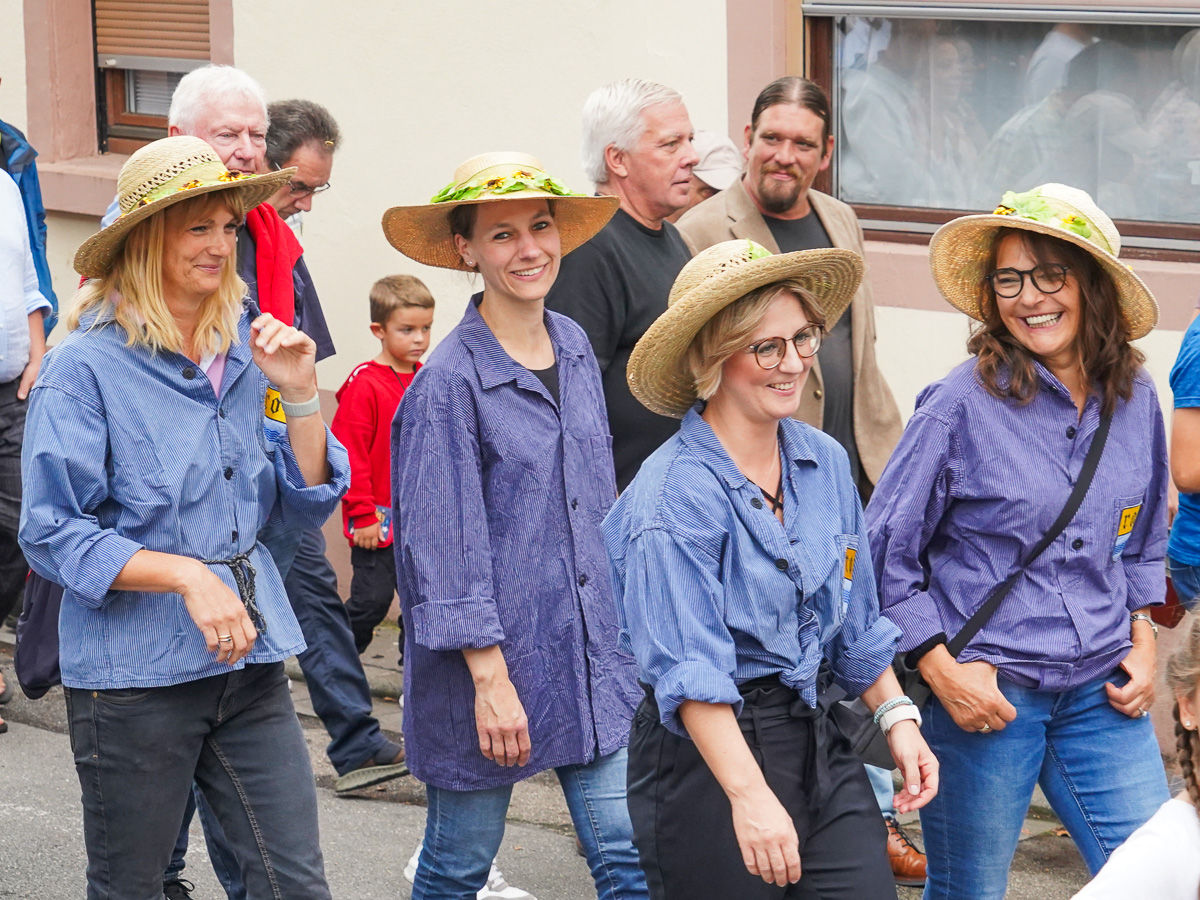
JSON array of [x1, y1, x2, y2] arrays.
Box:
[[0, 0, 28, 132]]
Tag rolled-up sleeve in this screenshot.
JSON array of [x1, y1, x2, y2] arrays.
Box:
[[273, 425, 350, 530], [395, 379, 504, 652], [866, 410, 957, 652], [19, 383, 143, 607], [1121, 399, 1168, 611], [615, 524, 742, 738]]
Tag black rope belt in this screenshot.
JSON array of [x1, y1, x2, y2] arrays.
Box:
[[201, 551, 268, 634]]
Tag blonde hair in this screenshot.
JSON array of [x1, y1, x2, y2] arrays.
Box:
[[67, 191, 248, 357], [1166, 614, 1200, 826], [686, 279, 826, 401]]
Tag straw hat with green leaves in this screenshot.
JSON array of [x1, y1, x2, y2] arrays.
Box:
[[74, 135, 293, 279], [928, 183, 1158, 340], [381, 151, 618, 271], [627, 239, 863, 419]]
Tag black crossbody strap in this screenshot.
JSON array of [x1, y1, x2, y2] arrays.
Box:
[[944, 409, 1113, 659]]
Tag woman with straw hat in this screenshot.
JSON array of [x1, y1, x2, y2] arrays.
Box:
[[603, 239, 938, 898], [384, 152, 647, 900], [18, 135, 349, 898], [866, 183, 1170, 899]]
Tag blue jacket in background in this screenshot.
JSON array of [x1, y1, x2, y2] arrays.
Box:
[[0, 120, 56, 334]]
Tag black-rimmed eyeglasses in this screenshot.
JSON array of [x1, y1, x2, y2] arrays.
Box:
[[748, 326, 823, 369], [286, 180, 331, 199], [986, 263, 1070, 298]]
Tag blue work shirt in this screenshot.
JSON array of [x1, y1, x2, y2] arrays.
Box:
[[1169, 314, 1200, 566], [393, 296, 641, 791], [603, 407, 900, 738], [19, 303, 350, 690], [867, 359, 1168, 692]]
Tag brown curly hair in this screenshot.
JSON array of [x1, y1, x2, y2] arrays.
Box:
[[967, 228, 1144, 416]]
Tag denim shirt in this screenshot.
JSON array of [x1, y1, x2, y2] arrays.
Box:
[[393, 296, 641, 791], [867, 359, 1168, 692], [603, 408, 900, 738], [19, 304, 350, 690]]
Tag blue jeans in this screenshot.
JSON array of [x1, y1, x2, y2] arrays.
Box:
[[166, 787, 245, 898], [866, 764, 896, 818], [412, 749, 647, 900], [64, 663, 329, 900], [1167, 557, 1200, 611], [919, 671, 1168, 900]]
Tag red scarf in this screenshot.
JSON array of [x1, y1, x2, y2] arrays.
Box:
[[245, 204, 302, 326]]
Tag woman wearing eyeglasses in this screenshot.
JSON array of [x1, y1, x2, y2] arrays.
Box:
[[866, 184, 1170, 900], [604, 240, 938, 899]]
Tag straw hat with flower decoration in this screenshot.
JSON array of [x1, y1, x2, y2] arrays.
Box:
[[627, 239, 863, 419], [74, 135, 294, 279], [381, 151, 619, 270], [928, 183, 1158, 340]]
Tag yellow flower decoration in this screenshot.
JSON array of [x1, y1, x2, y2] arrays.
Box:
[[485, 176, 506, 189], [217, 171, 245, 183], [177, 180, 203, 192], [994, 205, 1016, 215]]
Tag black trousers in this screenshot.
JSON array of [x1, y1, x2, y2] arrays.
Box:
[[627, 680, 896, 900], [0, 378, 28, 623], [346, 546, 400, 655]]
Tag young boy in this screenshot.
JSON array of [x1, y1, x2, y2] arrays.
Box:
[[332, 274, 434, 655]]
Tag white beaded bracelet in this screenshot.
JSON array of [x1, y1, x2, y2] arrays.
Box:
[[872, 695, 914, 725], [878, 704, 923, 734], [280, 393, 321, 418]]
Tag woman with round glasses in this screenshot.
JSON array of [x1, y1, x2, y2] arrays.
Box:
[[867, 184, 1169, 900], [605, 240, 938, 899]]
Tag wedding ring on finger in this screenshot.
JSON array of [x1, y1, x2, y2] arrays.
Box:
[[218, 634, 234, 644], [979, 723, 992, 733], [1136, 708, 1148, 718]]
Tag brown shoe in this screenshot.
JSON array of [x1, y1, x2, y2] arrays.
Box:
[[885, 815, 927, 887], [334, 741, 409, 794]]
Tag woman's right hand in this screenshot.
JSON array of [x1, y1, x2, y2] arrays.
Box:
[[462, 646, 531, 767], [179, 561, 258, 666], [729, 785, 802, 887], [919, 644, 1017, 733]]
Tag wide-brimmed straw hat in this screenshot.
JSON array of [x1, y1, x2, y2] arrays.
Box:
[[627, 240, 863, 418], [74, 135, 293, 278], [928, 183, 1158, 340], [380, 151, 619, 271]]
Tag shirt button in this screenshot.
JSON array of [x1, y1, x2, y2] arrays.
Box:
[[1066, 426, 1077, 439], [224, 467, 234, 480], [751, 497, 764, 509], [775, 558, 789, 571], [219, 408, 227, 419], [232, 530, 238, 542], [571, 498, 578, 510], [814, 388, 824, 399], [182, 367, 197, 380], [578, 574, 588, 587], [1072, 538, 1084, 550]]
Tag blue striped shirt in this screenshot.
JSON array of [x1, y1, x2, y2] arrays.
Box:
[[19, 304, 350, 690], [603, 408, 900, 738], [393, 296, 641, 791], [867, 359, 1168, 692]]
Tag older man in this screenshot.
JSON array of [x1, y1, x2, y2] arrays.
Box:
[[676, 76, 921, 889], [545, 78, 698, 490]]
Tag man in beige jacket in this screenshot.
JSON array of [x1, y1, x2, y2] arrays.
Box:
[[676, 76, 923, 890], [677, 76, 901, 501]]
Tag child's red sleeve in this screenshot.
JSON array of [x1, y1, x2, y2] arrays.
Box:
[[330, 375, 380, 534]]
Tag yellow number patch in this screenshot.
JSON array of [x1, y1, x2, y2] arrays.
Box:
[[843, 547, 857, 582], [1117, 505, 1141, 538], [264, 387, 286, 424]]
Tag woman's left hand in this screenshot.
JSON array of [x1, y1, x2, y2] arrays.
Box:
[[1105, 637, 1156, 719], [886, 720, 939, 814], [250, 313, 316, 399]]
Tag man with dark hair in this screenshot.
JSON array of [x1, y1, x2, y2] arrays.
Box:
[[676, 75, 922, 889], [265, 99, 340, 221]]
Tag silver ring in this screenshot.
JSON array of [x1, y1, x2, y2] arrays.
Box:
[[979, 724, 992, 733], [1137, 708, 1148, 718], [217, 635, 234, 643]]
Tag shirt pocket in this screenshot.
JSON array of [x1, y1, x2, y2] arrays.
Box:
[[833, 533, 860, 627], [1110, 493, 1146, 563], [585, 434, 617, 518]]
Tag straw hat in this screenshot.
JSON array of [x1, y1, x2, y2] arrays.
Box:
[[627, 240, 863, 418], [380, 151, 619, 270], [928, 183, 1158, 340], [74, 136, 292, 279]]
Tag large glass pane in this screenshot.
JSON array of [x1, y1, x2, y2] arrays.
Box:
[[835, 17, 1200, 223]]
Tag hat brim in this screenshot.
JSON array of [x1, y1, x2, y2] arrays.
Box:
[[380, 191, 619, 270], [929, 215, 1159, 341], [627, 248, 863, 419], [74, 168, 294, 279]]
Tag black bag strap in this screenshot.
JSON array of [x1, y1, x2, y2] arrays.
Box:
[[944, 409, 1113, 659]]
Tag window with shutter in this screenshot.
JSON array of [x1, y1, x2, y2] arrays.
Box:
[[94, 0, 211, 154]]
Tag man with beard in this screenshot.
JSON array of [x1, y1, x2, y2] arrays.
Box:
[[676, 77, 920, 890]]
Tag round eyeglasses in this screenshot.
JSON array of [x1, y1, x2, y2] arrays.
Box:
[[749, 326, 823, 369], [286, 180, 332, 199], [986, 263, 1070, 298]]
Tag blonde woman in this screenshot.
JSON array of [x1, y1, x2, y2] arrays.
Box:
[[19, 136, 349, 898]]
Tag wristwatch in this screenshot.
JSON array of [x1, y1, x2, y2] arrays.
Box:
[[1130, 613, 1158, 638]]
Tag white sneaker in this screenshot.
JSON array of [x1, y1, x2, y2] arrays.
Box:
[[402, 841, 537, 900]]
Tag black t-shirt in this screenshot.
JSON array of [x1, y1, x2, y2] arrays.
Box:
[[546, 209, 692, 490], [529, 362, 560, 406], [765, 211, 860, 488]]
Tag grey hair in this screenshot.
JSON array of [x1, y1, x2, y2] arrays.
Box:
[[168, 65, 269, 134], [265, 99, 341, 170], [580, 78, 684, 185]]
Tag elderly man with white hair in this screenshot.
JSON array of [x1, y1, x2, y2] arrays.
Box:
[[545, 78, 698, 490]]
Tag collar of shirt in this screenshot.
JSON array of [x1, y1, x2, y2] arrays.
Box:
[[676, 402, 821, 491]]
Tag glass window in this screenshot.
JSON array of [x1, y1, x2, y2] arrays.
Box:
[[833, 17, 1200, 224]]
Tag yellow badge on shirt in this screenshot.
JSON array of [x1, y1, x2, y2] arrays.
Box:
[[1113, 504, 1141, 560], [842, 546, 856, 612], [264, 387, 286, 424]]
